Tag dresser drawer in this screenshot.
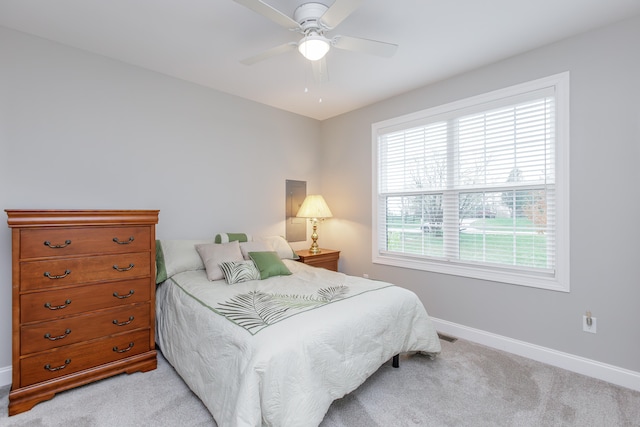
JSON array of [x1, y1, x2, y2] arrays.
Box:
[[20, 252, 151, 291], [20, 226, 151, 259], [20, 329, 151, 387], [20, 278, 151, 323], [21, 303, 150, 354]]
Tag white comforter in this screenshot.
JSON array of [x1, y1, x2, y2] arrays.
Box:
[[155, 260, 441, 427]]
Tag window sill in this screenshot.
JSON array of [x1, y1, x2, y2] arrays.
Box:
[[373, 252, 569, 292]]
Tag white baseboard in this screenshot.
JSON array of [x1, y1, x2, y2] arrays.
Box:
[[0, 365, 11, 388], [432, 317, 640, 392]]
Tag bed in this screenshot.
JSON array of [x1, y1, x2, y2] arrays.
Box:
[[154, 237, 441, 427]]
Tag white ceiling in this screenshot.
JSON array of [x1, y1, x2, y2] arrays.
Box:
[[2, 0, 639, 120]]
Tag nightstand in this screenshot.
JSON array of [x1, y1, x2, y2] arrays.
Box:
[[295, 249, 340, 272]]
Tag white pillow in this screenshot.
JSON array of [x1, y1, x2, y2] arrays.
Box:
[[156, 239, 212, 283], [258, 236, 299, 260], [239, 241, 273, 260], [195, 241, 244, 281]]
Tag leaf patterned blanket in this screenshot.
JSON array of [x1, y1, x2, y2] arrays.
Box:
[[156, 260, 441, 427], [215, 284, 352, 334], [176, 263, 392, 334]]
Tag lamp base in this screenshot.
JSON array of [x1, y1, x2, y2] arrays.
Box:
[[308, 220, 321, 254]]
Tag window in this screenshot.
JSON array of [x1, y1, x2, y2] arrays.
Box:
[[372, 73, 569, 291]]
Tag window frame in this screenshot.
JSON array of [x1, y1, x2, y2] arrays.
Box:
[[371, 72, 570, 292]]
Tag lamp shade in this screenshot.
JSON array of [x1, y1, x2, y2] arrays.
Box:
[[298, 35, 330, 61], [296, 195, 333, 219]]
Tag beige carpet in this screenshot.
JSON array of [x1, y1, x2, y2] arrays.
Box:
[[1, 338, 639, 426]]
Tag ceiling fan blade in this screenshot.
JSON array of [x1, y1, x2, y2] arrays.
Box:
[[332, 35, 398, 57], [233, 0, 300, 29], [240, 42, 297, 65], [320, 0, 364, 29]]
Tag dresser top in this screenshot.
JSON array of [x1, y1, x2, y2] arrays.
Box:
[[6, 210, 159, 228]]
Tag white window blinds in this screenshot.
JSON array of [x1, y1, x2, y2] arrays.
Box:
[[372, 73, 570, 291]]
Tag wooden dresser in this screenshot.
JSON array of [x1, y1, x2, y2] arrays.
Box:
[[295, 249, 340, 272], [5, 210, 159, 416]]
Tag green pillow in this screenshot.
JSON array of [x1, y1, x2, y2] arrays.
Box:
[[249, 251, 292, 280], [155, 241, 167, 284]]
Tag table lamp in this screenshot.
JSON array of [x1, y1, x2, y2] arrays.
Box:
[[296, 194, 333, 254]]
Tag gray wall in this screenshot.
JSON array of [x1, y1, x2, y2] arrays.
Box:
[[320, 14, 640, 373], [0, 27, 321, 377]]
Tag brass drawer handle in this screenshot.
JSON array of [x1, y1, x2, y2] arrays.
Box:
[[113, 342, 134, 353], [44, 240, 71, 249], [44, 359, 71, 372], [44, 299, 71, 310], [113, 236, 134, 245], [44, 329, 71, 341], [44, 270, 71, 280], [113, 316, 134, 326], [113, 290, 134, 299], [113, 263, 134, 272]]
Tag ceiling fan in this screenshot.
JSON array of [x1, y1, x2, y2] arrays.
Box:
[[233, 0, 398, 65]]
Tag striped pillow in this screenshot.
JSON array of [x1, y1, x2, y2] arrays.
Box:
[[219, 260, 261, 284], [215, 233, 252, 243]]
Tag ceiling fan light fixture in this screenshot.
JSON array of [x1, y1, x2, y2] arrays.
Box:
[[298, 35, 330, 61]]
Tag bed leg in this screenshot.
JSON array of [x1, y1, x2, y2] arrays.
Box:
[[392, 354, 399, 368]]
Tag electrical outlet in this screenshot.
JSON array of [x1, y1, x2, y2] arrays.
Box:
[[583, 315, 597, 333]]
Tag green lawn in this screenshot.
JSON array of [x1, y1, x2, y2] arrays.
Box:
[[387, 218, 548, 268]]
